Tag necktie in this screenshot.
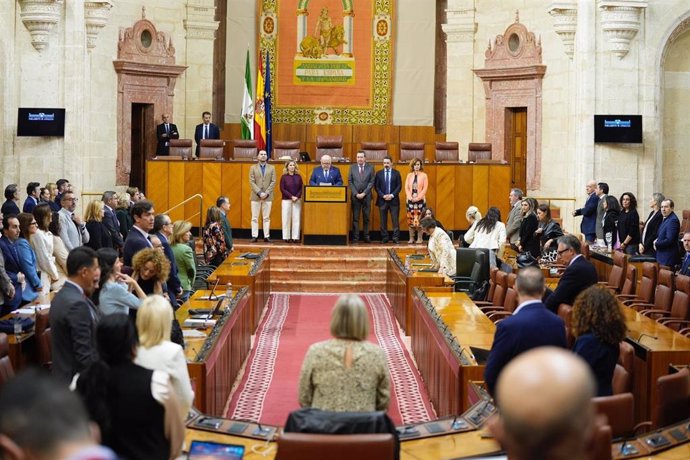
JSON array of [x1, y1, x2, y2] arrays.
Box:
[[260, 165, 265, 176], [165, 124, 169, 134], [359, 166, 363, 176], [204, 125, 208, 139], [146, 235, 153, 248], [386, 170, 390, 194], [325, 169, 329, 180]]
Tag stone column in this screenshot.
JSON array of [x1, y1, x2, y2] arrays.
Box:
[[342, 8, 354, 57], [183, 1, 219, 138], [442, 1, 476, 158]]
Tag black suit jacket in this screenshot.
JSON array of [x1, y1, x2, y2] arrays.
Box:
[[0, 237, 23, 310], [641, 210, 663, 255], [484, 302, 567, 395], [544, 256, 598, 312], [157, 232, 182, 302], [156, 122, 179, 156], [1, 200, 20, 216], [50, 282, 99, 382], [123, 226, 152, 267], [85, 220, 113, 251], [103, 206, 124, 249], [374, 168, 402, 207], [194, 123, 221, 155]]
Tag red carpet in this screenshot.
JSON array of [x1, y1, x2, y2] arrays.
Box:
[[226, 293, 435, 426]]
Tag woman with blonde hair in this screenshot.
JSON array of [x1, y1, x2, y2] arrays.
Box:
[[84, 199, 112, 250], [298, 294, 390, 412], [135, 295, 194, 416], [45, 182, 60, 212], [518, 198, 540, 258], [280, 159, 303, 243], [171, 220, 196, 302], [462, 206, 482, 245], [572, 286, 627, 396], [115, 192, 133, 239], [202, 206, 228, 266], [405, 158, 428, 244], [132, 248, 171, 298]]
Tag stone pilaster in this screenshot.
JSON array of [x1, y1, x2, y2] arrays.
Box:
[[17, 0, 63, 51], [183, 1, 219, 136], [548, 1, 578, 60], [84, 1, 112, 51], [598, 0, 648, 59], [442, 1, 476, 158]]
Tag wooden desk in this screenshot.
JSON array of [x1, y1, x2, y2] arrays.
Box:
[[178, 288, 252, 417], [622, 306, 690, 424], [207, 250, 270, 333], [386, 249, 453, 333], [303, 186, 349, 245], [412, 289, 496, 416]]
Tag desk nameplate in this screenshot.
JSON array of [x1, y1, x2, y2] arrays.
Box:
[[303, 185, 347, 202]]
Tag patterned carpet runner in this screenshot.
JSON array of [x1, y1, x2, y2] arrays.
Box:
[[226, 293, 435, 426]]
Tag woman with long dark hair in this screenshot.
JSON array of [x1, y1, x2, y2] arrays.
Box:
[[202, 206, 229, 267], [466, 207, 506, 267], [74, 314, 184, 459], [618, 192, 640, 255], [31, 203, 59, 296], [534, 204, 563, 257], [602, 195, 620, 250], [517, 199, 540, 258], [96, 248, 146, 315]]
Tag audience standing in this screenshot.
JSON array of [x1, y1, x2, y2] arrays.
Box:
[[249, 150, 276, 242], [0, 215, 24, 314], [654, 198, 681, 268], [48, 211, 68, 291], [505, 188, 523, 245], [96, 247, 145, 316], [602, 195, 620, 250], [517, 198, 539, 258], [22, 182, 40, 213], [572, 180, 599, 242], [484, 267, 567, 395], [132, 248, 170, 299], [216, 196, 234, 251], [618, 192, 640, 255], [15, 213, 42, 303], [102, 191, 124, 251], [123, 200, 155, 267], [374, 156, 402, 244], [153, 214, 183, 306], [202, 207, 229, 267], [462, 206, 481, 245], [595, 182, 608, 245], [171, 221, 196, 302], [84, 200, 113, 251], [572, 286, 627, 397], [639, 192, 664, 256], [58, 191, 90, 251], [45, 182, 61, 212], [116, 192, 133, 239], [31, 204, 59, 296], [404, 158, 428, 244], [348, 151, 375, 243], [298, 294, 390, 412], [535, 204, 563, 257], [1, 185, 20, 216], [50, 246, 101, 383]]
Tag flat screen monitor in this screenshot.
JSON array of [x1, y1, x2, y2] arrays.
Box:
[[594, 115, 642, 143], [17, 108, 65, 137]]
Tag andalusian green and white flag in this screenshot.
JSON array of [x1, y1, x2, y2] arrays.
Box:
[[241, 49, 254, 140]]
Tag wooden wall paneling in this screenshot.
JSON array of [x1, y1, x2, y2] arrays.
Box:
[[435, 165, 456, 231], [272, 123, 307, 148], [306, 124, 354, 159], [221, 163, 244, 232], [422, 164, 437, 220], [202, 163, 222, 216], [453, 166, 474, 230], [352, 125, 400, 160], [221, 124, 242, 160], [489, 165, 512, 221], [184, 162, 203, 227], [240, 164, 254, 229], [167, 162, 186, 222], [471, 165, 490, 218], [398, 126, 436, 143], [146, 161, 169, 215]]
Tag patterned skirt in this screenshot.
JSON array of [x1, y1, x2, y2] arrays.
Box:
[[406, 199, 425, 227]]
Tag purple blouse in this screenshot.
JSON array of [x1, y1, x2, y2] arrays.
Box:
[[280, 174, 303, 200]]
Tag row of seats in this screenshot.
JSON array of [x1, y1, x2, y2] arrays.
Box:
[[165, 138, 495, 162]]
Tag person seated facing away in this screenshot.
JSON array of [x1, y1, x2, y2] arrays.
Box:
[[298, 294, 390, 412], [544, 235, 598, 313], [202, 206, 229, 267], [421, 216, 456, 276], [484, 267, 567, 395], [74, 314, 184, 460], [309, 154, 343, 186], [572, 285, 627, 396], [465, 207, 506, 267], [96, 247, 145, 316], [135, 295, 195, 417], [0, 369, 118, 460], [488, 347, 597, 460]]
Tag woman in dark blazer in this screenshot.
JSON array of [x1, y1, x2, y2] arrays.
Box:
[[572, 286, 627, 396], [602, 195, 620, 250], [518, 198, 539, 258], [639, 192, 664, 256], [84, 200, 113, 251], [617, 192, 640, 255]]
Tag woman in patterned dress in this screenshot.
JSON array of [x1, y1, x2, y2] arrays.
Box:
[[404, 158, 428, 244], [202, 206, 228, 267], [298, 294, 390, 412], [421, 215, 457, 276]]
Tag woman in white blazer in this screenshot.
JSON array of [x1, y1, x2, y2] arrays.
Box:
[[30, 203, 59, 296], [135, 295, 194, 417], [465, 207, 506, 267]]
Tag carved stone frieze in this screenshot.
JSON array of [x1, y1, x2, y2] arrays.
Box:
[[548, 1, 578, 59], [442, 8, 476, 43], [84, 1, 113, 51], [599, 0, 648, 59], [18, 0, 63, 51], [184, 3, 219, 41]]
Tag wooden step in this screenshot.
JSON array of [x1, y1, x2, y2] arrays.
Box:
[[270, 256, 386, 270], [272, 279, 385, 293], [271, 267, 386, 282]]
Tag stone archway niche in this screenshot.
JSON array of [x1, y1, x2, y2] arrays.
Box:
[[113, 15, 186, 185], [473, 13, 546, 190]]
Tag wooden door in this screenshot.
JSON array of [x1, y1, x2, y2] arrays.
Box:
[[130, 103, 154, 190], [505, 107, 527, 192]]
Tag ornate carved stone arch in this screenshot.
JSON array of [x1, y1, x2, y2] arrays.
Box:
[[473, 13, 546, 190], [113, 16, 186, 185]]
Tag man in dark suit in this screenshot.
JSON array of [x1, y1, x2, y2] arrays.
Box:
[[0, 249, 16, 314], [49, 246, 101, 383], [680, 232, 690, 276], [123, 200, 155, 266], [309, 154, 343, 185], [0, 216, 22, 315], [484, 267, 567, 395], [102, 191, 124, 251], [1, 185, 20, 217], [654, 199, 680, 268], [22, 182, 40, 213], [347, 151, 375, 243], [595, 182, 608, 244], [54, 179, 69, 209], [544, 235, 598, 312], [153, 213, 182, 306], [156, 113, 179, 156], [572, 180, 598, 242], [640, 193, 664, 256], [194, 111, 220, 156], [374, 156, 402, 244]]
